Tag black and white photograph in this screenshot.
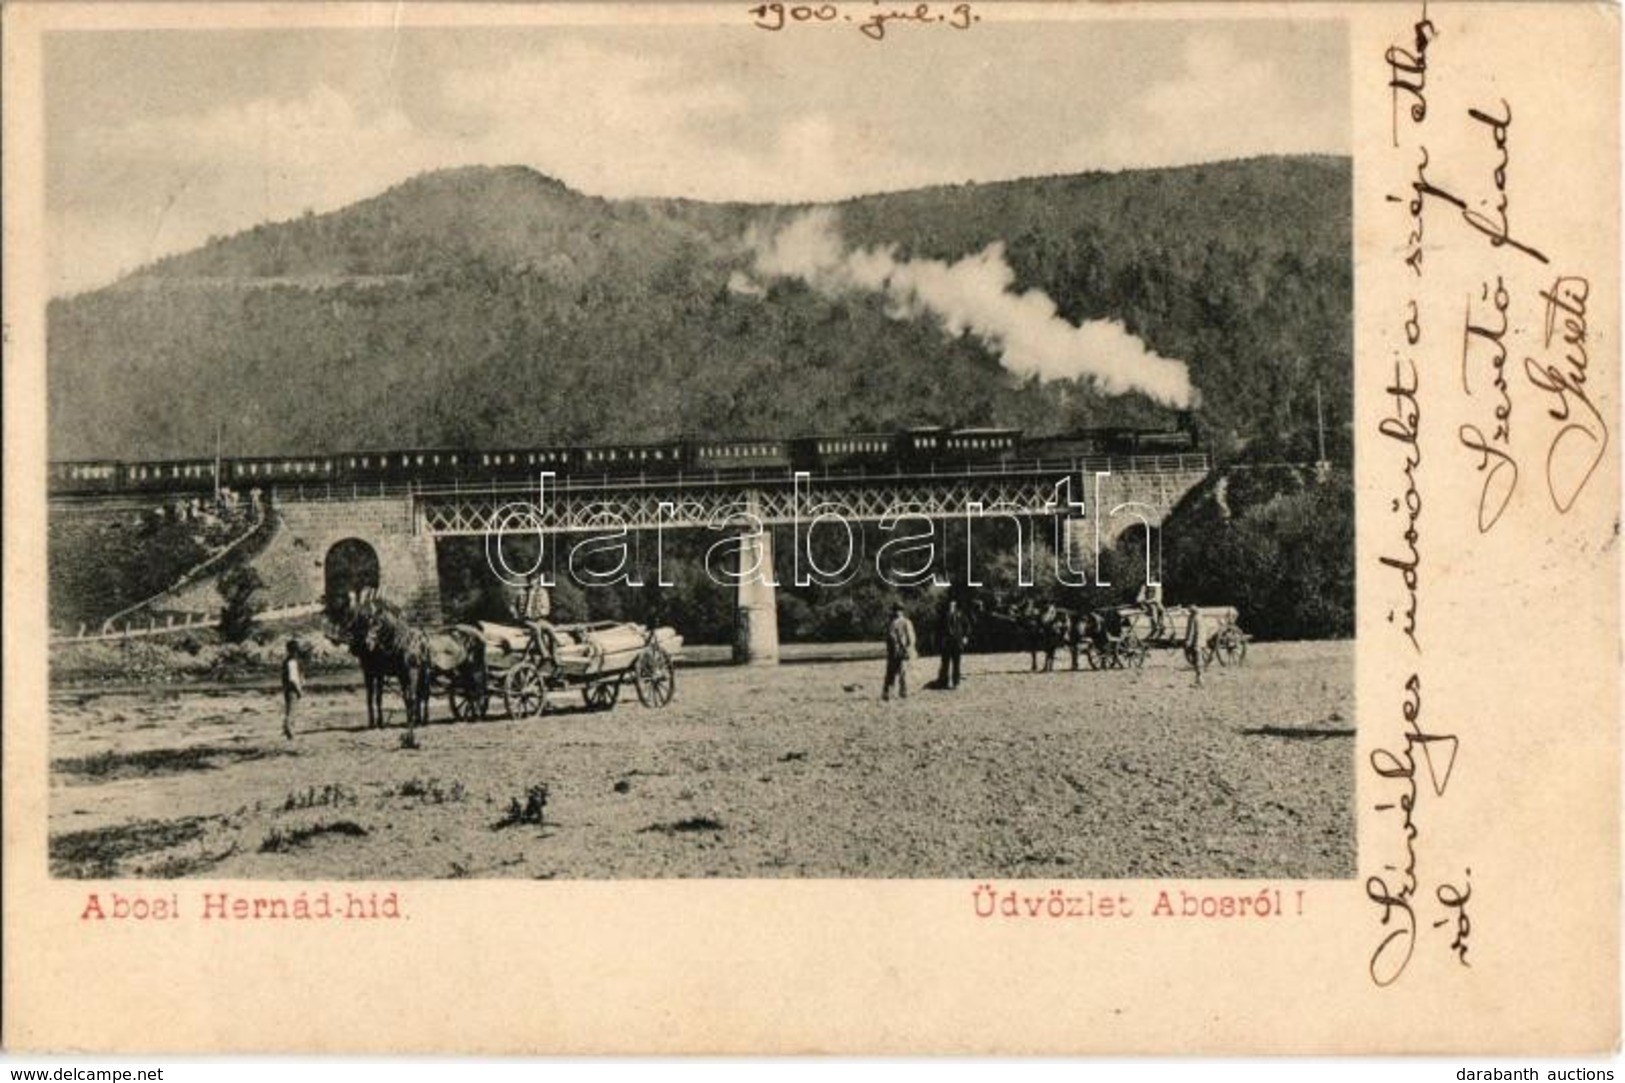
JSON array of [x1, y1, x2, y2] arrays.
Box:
[[40, 14, 1358, 883], [8, 0, 1623, 1060]]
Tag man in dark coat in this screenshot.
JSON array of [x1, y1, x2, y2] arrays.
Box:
[[937, 597, 971, 690]]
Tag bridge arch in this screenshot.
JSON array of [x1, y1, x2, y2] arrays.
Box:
[[324, 537, 381, 603]]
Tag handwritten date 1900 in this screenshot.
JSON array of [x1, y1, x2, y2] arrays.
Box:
[[750, 2, 979, 40]]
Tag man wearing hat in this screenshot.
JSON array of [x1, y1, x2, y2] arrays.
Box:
[[882, 602, 917, 701], [937, 596, 971, 690], [510, 569, 559, 667]]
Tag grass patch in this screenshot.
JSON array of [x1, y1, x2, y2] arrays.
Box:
[[1242, 725, 1355, 740], [639, 816, 725, 835], [50, 816, 212, 878], [142, 844, 240, 878], [54, 745, 292, 784], [395, 777, 466, 805], [259, 820, 369, 853], [282, 784, 358, 812], [491, 784, 550, 830]]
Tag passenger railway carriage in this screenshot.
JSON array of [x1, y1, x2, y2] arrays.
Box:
[[475, 447, 576, 479], [789, 433, 897, 472], [229, 457, 334, 486], [49, 460, 121, 493], [47, 415, 1198, 496], [689, 439, 791, 474], [123, 459, 218, 492], [580, 442, 687, 472], [935, 427, 1022, 465]]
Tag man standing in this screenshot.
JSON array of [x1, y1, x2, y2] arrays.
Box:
[[518, 571, 551, 621], [1137, 579, 1167, 640], [281, 639, 304, 740], [937, 597, 971, 690], [882, 603, 917, 702], [1183, 605, 1205, 687], [512, 571, 558, 664]]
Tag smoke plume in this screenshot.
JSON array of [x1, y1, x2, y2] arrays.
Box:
[[744, 208, 1195, 408]]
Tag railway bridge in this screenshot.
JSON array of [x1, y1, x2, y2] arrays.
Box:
[[68, 454, 1212, 662]]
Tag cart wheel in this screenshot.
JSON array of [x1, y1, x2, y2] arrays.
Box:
[[1123, 634, 1147, 670], [633, 646, 676, 708], [448, 685, 490, 721], [584, 681, 621, 711], [1214, 628, 1247, 667], [504, 662, 547, 719]]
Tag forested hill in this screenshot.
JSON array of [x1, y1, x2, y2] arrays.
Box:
[[48, 156, 1350, 461]]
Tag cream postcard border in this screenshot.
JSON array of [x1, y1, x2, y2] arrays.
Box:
[[3, 1, 1618, 1054]]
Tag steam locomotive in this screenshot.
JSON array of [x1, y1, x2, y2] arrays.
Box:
[[49, 415, 1199, 497]]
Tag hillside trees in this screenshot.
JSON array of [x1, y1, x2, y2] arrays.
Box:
[[49, 157, 1350, 462]]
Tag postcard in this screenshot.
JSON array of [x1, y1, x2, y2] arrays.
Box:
[[3, 0, 1617, 1054]]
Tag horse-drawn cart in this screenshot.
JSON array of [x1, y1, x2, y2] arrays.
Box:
[[1074, 608, 1148, 670], [980, 592, 1249, 675], [1073, 604, 1248, 671], [438, 620, 683, 720], [1108, 605, 1248, 667]]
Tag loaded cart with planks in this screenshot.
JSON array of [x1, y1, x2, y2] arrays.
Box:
[[442, 620, 682, 719]]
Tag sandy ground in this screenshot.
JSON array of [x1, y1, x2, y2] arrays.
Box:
[[47, 641, 1353, 880]]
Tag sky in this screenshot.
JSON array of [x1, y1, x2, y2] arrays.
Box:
[[45, 17, 1348, 296]]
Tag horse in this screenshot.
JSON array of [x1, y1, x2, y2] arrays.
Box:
[[362, 604, 433, 731], [326, 592, 433, 733], [987, 593, 1075, 673]]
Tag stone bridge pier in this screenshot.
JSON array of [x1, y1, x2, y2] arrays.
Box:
[[732, 492, 780, 666], [1061, 467, 1212, 572], [216, 494, 442, 620], [277, 495, 440, 618]]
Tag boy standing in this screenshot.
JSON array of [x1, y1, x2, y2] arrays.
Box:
[[281, 640, 305, 739]]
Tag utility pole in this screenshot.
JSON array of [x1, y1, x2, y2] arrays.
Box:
[[1314, 383, 1330, 482]]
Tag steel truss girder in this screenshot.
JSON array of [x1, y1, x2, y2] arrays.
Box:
[[415, 471, 1094, 537]]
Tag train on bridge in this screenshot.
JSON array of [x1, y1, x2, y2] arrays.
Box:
[[49, 415, 1199, 497]]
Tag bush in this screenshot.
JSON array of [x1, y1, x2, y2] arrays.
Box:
[[216, 566, 265, 643], [493, 784, 549, 829], [1154, 467, 1352, 640]]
